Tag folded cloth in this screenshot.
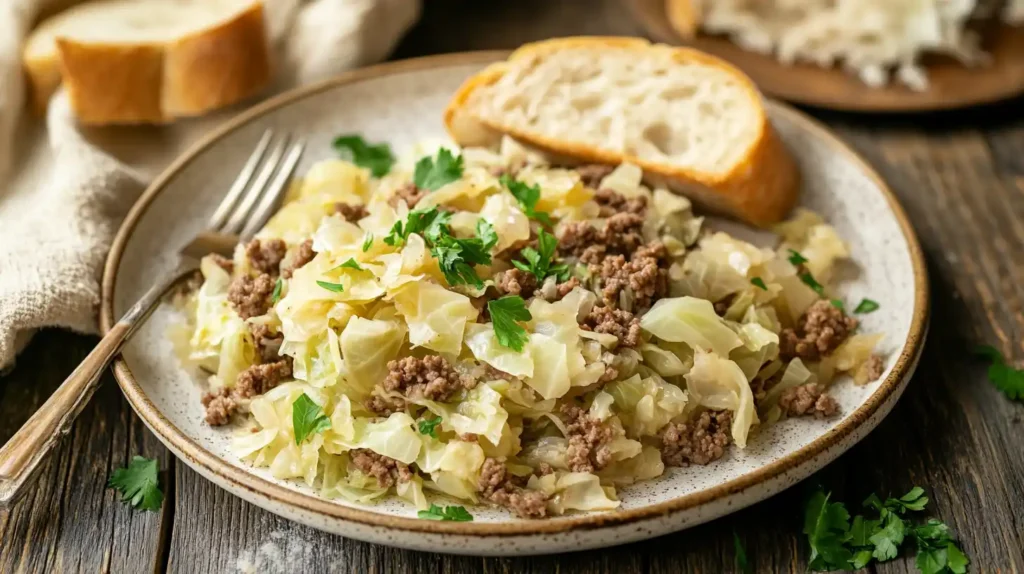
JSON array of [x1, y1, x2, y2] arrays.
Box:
[[0, 0, 421, 370]]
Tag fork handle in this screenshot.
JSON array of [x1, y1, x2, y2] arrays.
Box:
[[0, 263, 198, 508]]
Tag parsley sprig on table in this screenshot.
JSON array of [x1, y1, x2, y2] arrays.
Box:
[[512, 230, 569, 283], [977, 345, 1024, 401], [108, 456, 163, 511], [488, 295, 532, 352], [414, 148, 464, 191], [292, 393, 331, 445], [418, 504, 473, 522], [804, 487, 968, 573], [500, 174, 553, 226], [332, 135, 395, 177], [384, 206, 497, 287]]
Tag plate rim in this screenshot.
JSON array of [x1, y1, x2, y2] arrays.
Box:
[[626, 0, 1024, 112], [100, 50, 930, 537]]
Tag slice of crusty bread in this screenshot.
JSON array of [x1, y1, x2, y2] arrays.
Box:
[[665, 0, 702, 38], [444, 37, 799, 226], [23, 0, 271, 124]]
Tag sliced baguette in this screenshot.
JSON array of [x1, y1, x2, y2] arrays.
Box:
[[23, 0, 271, 124], [444, 37, 799, 226]]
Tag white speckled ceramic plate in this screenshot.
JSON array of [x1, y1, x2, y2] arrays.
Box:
[[101, 52, 928, 556]]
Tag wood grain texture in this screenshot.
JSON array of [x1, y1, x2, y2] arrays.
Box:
[[2, 1, 1024, 572]]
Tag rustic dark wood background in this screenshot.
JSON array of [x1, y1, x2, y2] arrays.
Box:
[[2, 1, 1023, 572]]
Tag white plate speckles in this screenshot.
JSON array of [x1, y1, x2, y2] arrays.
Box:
[[101, 52, 928, 556]]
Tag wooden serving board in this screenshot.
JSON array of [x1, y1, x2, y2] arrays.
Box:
[[628, 0, 1024, 112]]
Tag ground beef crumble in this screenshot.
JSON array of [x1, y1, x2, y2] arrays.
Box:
[[380, 355, 472, 403], [477, 458, 549, 519], [574, 164, 615, 189], [250, 323, 284, 364], [861, 355, 885, 382], [562, 405, 614, 473], [201, 388, 238, 426], [365, 393, 408, 417], [280, 239, 315, 279], [211, 254, 234, 274], [581, 306, 642, 348], [334, 202, 368, 223], [227, 274, 276, 319], [593, 250, 669, 312], [495, 268, 539, 298], [350, 449, 413, 488], [778, 383, 839, 418], [660, 411, 733, 466], [389, 182, 428, 209], [235, 361, 291, 399], [593, 188, 647, 218], [245, 239, 287, 275], [780, 300, 859, 361]]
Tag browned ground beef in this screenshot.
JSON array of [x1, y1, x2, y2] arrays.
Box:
[[280, 239, 315, 279], [780, 300, 859, 361], [554, 277, 581, 299], [389, 182, 428, 208], [234, 361, 291, 399], [562, 405, 614, 473], [245, 239, 287, 275], [660, 411, 733, 466], [227, 274, 275, 319], [250, 323, 285, 364], [779, 383, 839, 418], [211, 254, 234, 274], [201, 388, 238, 426], [477, 458, 549, 519], [365, 393, 408, 417], [495, 268, 538, 298], [581, 306, 642, 348], [574, 164, 615, 188], [593, 188, 648, 218], [594, 251, 669, 312], [862, 355, 885, 382], [556, 214, 647, 266], [381, 355, 471, 402], [349, 449, 413, 488], [334, 202, 368, 223]]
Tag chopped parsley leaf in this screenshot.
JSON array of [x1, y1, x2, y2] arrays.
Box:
[[108, 456, 163, 511], [384, 207, 496, 287], [750, 277, 768, 291], [271, 277, 283, 303], [292, 393, 331, 445], [383, 206, 450, 247], [332, 134, 395, 177], [418, 504, 473, 522], [413, 148, 463, 191], [854, 298, 880, 314], [362, 234, 373, 252], [488, 295, 532, 352], [336, 258, 364, 271], [831, 299, 844, 310], [500, 174, 553, 226], [512, 230, 569, 283], [976, 345, 1024, 401], [788, 249, 809, 266], [418, 415, 442, 438], [316, 280, 344, 293]]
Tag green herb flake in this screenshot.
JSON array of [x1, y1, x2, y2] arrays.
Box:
[[788, 249, 809, 266], [750, 277, 768, 291], [417, 504, 473, 522], [108, 456, 163, 511], [501, 174, 553, 226], [854, 298, 880, 314], [799, 272, 827, 296], [332, 135, 395, 177], [418, 415, 442, 438], [831, 299, 845, 310], [292, 393, 331, 445], [977, 345, 1024, 401], [733, 531, 751, 574], [413, 148, 464, 191], [271, 277, 284, 304], [336, 258, 364, 271], [487, 296, 532, 352], [316, 280, 345, 293], [512, 230, 569, 283], [362, 234, 374, 252]]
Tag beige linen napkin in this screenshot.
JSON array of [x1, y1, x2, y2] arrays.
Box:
[[0, 0, 421, 370]]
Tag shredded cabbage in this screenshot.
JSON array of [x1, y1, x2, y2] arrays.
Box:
[[685, 351, 758, 448]]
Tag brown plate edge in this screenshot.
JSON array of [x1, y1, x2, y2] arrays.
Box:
[[100, 50, 930, 537]]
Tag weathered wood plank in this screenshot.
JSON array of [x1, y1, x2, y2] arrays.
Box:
[[0, 330, 170, 574]]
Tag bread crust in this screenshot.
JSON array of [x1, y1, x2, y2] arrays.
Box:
[[665, 0, 702, 38], [29, 1, 271, 125], [444, 37, 800, 226]]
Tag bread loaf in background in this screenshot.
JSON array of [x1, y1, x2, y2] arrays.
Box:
[[445, 37, 799, 226], [22, 0, 272, 124]]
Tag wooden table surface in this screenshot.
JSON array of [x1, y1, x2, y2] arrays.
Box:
[[2, 1, 1023, 572]]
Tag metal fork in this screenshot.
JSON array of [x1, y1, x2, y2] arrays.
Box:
[[0, 130, 304, 508]]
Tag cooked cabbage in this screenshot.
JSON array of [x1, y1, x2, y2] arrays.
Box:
[[392, 281, 477, 354], [641, 297, 743, 357], [340, 317, 406, 396], [527, 472, 621, 513], [684, 350, 758, 448]]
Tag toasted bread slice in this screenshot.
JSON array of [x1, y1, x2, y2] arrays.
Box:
[[23, 0, 271, 124], [444, 37, 799, 226]]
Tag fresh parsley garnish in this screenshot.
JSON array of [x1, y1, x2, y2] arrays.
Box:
[[316, 280, 345, 293], [336, 258, 364, 271], [734, 531, 751, 574], [362, 234, 373, 252], [788, 249, 809, 266], [383, 207, 497, 287], [500, 174, 552, 226], [855, 298, 880, 314], [418, 415, 442, 438], [751, 277, 768, 291], [271, 277, 283, 303], [488, 296, 532, 352], [108, 456, 163, 511], [383, 206, 450, 247], [413, 148, 463, 191], [417, 504, 473, 522], [977, 345, 1024, 400], [804, 487, 968, 573], [512, 230, 569, 283], [332, 135, 395, 177], [292, 393, 331, 445]]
